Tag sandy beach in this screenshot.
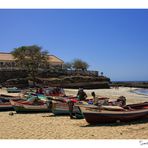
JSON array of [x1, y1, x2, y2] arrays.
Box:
[[0, 87, 148, 139]]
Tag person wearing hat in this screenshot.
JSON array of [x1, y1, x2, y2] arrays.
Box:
[[116, 96, 126, 107], [77, 88, 87, 101]]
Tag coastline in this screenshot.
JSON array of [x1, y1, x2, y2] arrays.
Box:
[[0, 87, 148, 139], [130, 88, 148, 96]]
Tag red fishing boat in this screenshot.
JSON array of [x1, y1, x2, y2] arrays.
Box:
[[0, 97, 21, 111], [10, 96, 50, 113]]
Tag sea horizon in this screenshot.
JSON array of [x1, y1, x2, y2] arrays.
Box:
[[112, 80, 148, 83]]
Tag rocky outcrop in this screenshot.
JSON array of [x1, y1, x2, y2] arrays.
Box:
[[37, 76, 111, 89], [0, 70, 27, 83], [0, 70, 111, 89]]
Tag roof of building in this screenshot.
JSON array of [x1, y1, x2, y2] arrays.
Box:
[[48, 55, 64, 64], [0, 52, 64, 64], [0, 53, 15, 61]]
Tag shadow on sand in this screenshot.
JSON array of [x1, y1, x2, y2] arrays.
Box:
[[8, 111, 51, 115], [80, 118, 148, 127], [42, 114, 69, 118]]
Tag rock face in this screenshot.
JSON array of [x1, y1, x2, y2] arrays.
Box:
[[60, 81, 110, 89], [0, 70, 27, 83], [37, 76, 111, 89], [0, 70, 111, 89]]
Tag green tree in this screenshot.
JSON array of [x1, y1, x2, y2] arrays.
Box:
[[72, 59, 89, 71], [12, 45, 49, 86]]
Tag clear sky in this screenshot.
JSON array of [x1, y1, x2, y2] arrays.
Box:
[[0, 9, 148, 81]]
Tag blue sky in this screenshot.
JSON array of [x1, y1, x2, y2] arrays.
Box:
[[0, 9, 148, 81]]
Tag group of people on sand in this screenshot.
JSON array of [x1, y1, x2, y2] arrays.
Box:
[[76, 88, 126, 107], [25, 86, 126, 107]]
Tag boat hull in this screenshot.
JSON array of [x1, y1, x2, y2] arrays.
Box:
[[7, 88, 21, 93], [80, 106, 148, 124], [51, 101, 70, 115], [13, 105, 50, 113], [0, 104, 13, 111], [51, 100, 83, 118], [10, 100, 51, 113], [0, 98, 13, 111]]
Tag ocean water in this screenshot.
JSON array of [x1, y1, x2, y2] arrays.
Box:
[[132, 88, 148, 96]]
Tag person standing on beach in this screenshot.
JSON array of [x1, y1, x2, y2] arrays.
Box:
[[91, 91, 98, 105], [67, 100, 75, 119], [77, 88, 87, 101]]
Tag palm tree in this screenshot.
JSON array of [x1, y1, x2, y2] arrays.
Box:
[[11, 45, 49, 86]]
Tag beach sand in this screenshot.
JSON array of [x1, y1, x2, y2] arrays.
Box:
[[0, 87, 148, 139]]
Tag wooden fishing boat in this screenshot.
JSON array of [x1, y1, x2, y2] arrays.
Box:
[[124, 102, 148, 109], [72, 103, 97, 119], [0, 100, 13, 111], [51, 101, 84, 118], [0, 97, 15, 111], [0, 94, 20, 99], [51, 96, 77, 115], [10, 99, 51, 113], [51, 100, 70, 115], [51, 94, 100, 116], [0, 96, 25, 111], [7, 87, 21, 93], [51, 97, 91, 119], [79, 103, 148, 124]]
